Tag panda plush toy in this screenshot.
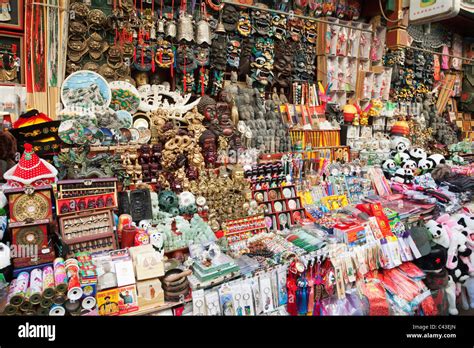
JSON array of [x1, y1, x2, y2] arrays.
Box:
[[402, 159, 417, 171], [389, 136, 411, 157], [382, 159, 397, 173], [393, 168, 414, 184], [418, 154, 445, 172], [408, 148, 427, 164]]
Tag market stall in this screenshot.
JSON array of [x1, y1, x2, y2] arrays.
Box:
[[0, 0, 473, 317]]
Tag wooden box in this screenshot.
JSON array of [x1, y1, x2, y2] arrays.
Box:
[[5, 185, 53, 223], [56, 178, 118, 216], [386, 28, 410, 49], [9, 219, 50, 249]]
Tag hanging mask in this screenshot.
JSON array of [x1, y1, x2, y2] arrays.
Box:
[[273, 42, 293, 87], [227, 36, 242, 69], [304, 20, 317, 44], [123, 42, 134, 60], [108, 44, 123, 64], [165, 19, 177, 40], [133, 46, 154, 72], [176, 45, 197, 74], [237, 11, 252, 37], [177, 13, 194, 42], [322, 0, 336, 16], [272, 14, 287, 41], [251, 3, 272, 37], [293, 0, 308, 11], [287, 16, 304, 42], [308, 0, 323, 17], [210, 34, 227, 71], [251, 37, 274, 86], [222, 4, 239, 33], [195, 19, 212, 46], [155, 36, 174, 68], [194, 46, 210, 66], [348, 0, 361, 20]]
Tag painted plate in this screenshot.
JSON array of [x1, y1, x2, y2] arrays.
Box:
[[116, 110, 133, 129], [274, 201, 283, 212], [137, 127, 151, 144], [288, 199, 297, 210], [293, 211, 302, 221], [99, 128, 114, 146], [268, 190, 278, 201], [129, 128, 140, 143], [265, 216, 273, 229], [133, 117, 149, 129], [278, 213, 288, 226], [109, 81, 141, 113], [59, 119, 85, 145], [119, 128, 132, 143], [282, 187, 292, 198], [61, 70, 111, 109], [254, 192, 264, 203]]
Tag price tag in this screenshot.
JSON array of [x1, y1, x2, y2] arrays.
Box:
[[70, 10, 75, 19]]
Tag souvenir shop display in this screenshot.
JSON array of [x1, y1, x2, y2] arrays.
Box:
[[1, 0, 474, 319]]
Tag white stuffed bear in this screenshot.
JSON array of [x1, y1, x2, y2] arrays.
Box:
[[461, 277, 474, 310], [425, 220, 450, 249]]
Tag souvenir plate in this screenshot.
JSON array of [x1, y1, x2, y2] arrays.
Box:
[[274, 201, 283, 212], [99, 128, 114, 146], [58, 108, 98, 129], [59, 120, 85, 145], [288, 199, 297, 210], [282, 187, 293, 198], [61, 70, 111, 109], [265, 216, 273, 229], [119, 128, 132, 143], [116, 110, 133, 129], [137, 127, 151, 144], [84, 128, 102, 145], [268, 190, 278, 201], [278, 213, 288, 226], [129, 128, 140, 143], [292, 211, 302, 221], [254, 192, 264, 202], [109, 81, 141, 113], [133, 117, 149, 129]]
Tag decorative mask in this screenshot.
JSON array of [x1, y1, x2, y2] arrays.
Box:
[[216, 102, 235, 137], [88, 32, 109, 60], [211, 70, 225, 96], [251, 3, 272, 37], [251, 37, 274, 86], [237, 11, 252, 37], [177, 13, 194, 42], [304, 20, 317, 44], [336, 0, 347, 19], [322, 0, 336, 16], [82, 61, 100, 73], [308, 0, 323, 17], [155, 36, 174, 68], [222, 4, 239, 32], [293, 46, 315, 81], [194, 46, 210, 66], [108, 44, 123, 63], [199, 129, 218, 167], [66, 60, 82, 75], [99, 64, 117, 81], [227, 36, 242, 69], [67, 35, 88, 62], [210, 34, 227, 71], [123, 42, 134, 59], [177, 72, 195, 94], [272, 14, 287, 41], [287, 15, 304, 42], [176, 45, 197, 74], [195, 19, 212, 46], [273, 42, 293, 87], [348, 0, 361, 20], [133, 46, 154, 72]]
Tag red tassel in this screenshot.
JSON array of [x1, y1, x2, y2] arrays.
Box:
[[141, 48, 145, 67], [200, 67, 205, 96], [151, 50, 155, 72], [133, 48, 137, 63], [183, 53, 187, 91]]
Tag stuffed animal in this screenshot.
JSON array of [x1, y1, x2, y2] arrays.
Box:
[[446, 275, 458, 315], [460, 277, 474, 310], [389, 136, 411, 155], [393, 168, 408, 184], [425, 220, 450, 248], [408, 147, 427, 163], [402, 159, 417, 171], [446, 228, 471, 270], [382, 159, 397, 173]]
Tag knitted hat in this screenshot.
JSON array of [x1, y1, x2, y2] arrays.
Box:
[[3, 143, 58, 187]]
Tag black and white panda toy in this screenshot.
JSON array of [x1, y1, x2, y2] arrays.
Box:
[[418, 154, 445, 171], [408, 148, 427, 164], [382, 159, 397, 173], [402, 159, 417, 171], [393, 168, 414, 184]]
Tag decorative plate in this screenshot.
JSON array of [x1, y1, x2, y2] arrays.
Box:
[[129, 128, 140, 143], [288, 199, 297, 210], [278, 213, 288, 226], [133, 117, 150, 129], [254, 192, 264, 202], [109, 81, 141, 113], [137, 127, 151, 144], [99, 128, 114, 146], [59, 119, 85, 145], [119, 128, 132, 143], [58, 108, 98, 129], [12, 194, 50, 221], [292, 211, 302, 221], [282, 187, 292, 198], [274, 201, 283, 212], [61, 70, 111, 109], [265, 216, 273, 229], [84, 128, 102, 146], [268, 190, 278, 201], [115, 110, 133, 129]]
